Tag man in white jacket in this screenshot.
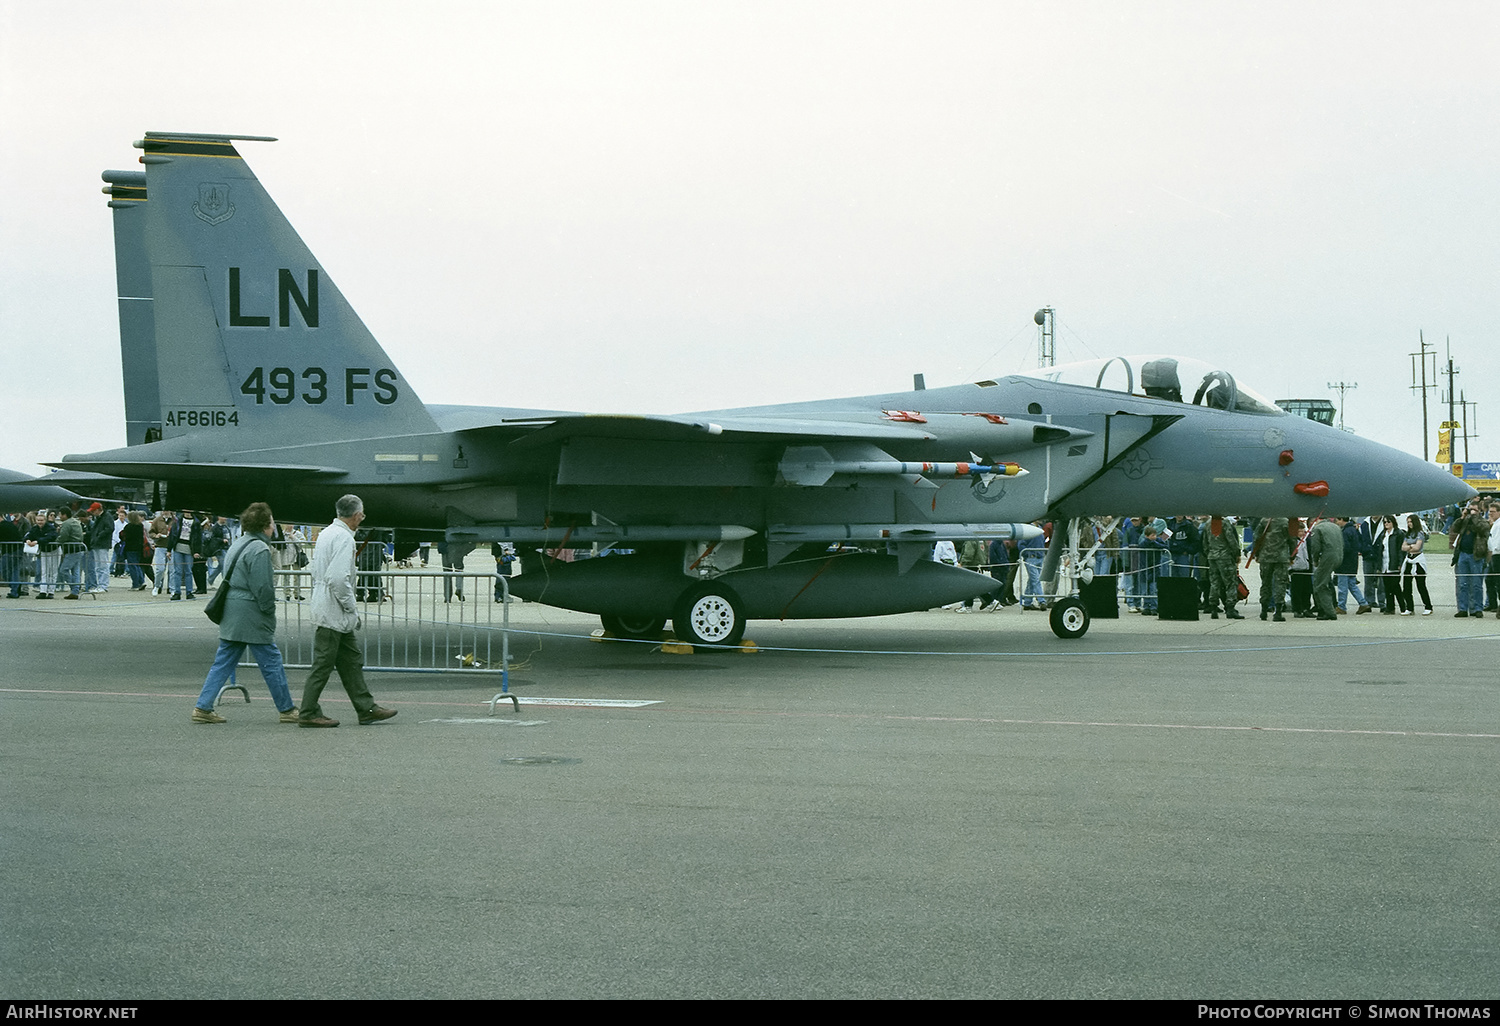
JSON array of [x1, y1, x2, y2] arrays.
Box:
[[297, 495, 396, 728]]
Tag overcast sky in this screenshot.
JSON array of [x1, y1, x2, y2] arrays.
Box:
[[2, 0, 1496, 476]]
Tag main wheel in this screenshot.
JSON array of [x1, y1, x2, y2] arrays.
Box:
[[672, 584, 746, 647], [600, 612, 667, 641], [1049, 597, 1090, 639]]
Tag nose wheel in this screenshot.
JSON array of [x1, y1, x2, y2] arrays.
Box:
[[1049, 597, 1090, 639]]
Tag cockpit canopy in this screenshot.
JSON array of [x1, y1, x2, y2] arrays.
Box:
[[1015, 355, 1284, 416]]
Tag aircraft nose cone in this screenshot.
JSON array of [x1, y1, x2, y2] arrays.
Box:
[[1344, 443, 1475, 513], [1429, 463, 1479, 506]]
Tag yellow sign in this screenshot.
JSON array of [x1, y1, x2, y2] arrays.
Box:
[[1437, 428, 1452, 464]]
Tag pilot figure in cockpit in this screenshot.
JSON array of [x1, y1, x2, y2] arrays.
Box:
[[1141, 358, 1183, 402]]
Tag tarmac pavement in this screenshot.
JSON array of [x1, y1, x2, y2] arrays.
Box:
[[2, 571, 1497, 999]]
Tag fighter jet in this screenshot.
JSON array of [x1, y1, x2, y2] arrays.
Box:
[[0, 468, 86, 512], [58, 132, 1475, 643]]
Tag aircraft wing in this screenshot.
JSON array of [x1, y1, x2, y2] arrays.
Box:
[[498, 413, 936, 448]]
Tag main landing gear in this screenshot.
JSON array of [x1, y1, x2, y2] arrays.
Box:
[[599, 612, 668, 641], [671, 583, 747, 648]]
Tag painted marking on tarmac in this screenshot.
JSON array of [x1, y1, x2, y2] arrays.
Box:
[[0, 687, 659, 710], [495, 626, 1500, 658], [514, 697, 661, 708], [424, 717, 549, 726], [883, 714, 1500, 739]]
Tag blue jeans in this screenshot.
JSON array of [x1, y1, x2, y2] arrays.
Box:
[[1141, 565, 1159, 612], [125, 550, 147, 589], [1020, 554, 1043, 607], [171, 551, 194, 596], [2, 551, 19, 597], [1456, 552, 1485, 612], [58, 550, 84, 596], [1336, 574, 1367, 609], [195, 640, 295, 713]]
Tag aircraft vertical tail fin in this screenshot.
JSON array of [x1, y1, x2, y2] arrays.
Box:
[[129, 132, 439, 443], [102, 169, 162, 445]]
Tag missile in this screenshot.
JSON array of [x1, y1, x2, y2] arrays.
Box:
[[767, 522, 1044, 544], [446, 524, 757, 545], [779, 445, 1027, 488]]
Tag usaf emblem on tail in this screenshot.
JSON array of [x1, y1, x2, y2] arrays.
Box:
[[193, 182, 234, 225]]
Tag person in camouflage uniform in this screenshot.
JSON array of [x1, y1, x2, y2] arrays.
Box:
[[1253, 516, 1291, 622], [1204, 515, 1244, 619]]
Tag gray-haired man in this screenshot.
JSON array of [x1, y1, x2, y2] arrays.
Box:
[[298, 495, 396, 727]]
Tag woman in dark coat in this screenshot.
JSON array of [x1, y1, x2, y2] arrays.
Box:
[[120, 511, 150, 590], [191, 503, 298, 724], [1379, 515, 1409, 615]]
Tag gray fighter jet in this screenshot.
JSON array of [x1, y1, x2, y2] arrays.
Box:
[[0, 468, 86, 512], [58, 132, 1474, 642]]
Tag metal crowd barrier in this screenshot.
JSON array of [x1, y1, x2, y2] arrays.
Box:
[[0, 541, 100, 599], [971, 544, 1208, 608], [256, 569, 513, 676]]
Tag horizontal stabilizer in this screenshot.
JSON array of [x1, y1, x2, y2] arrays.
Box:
[[49, 459, 345, 481], [6, 469, 137, 486]]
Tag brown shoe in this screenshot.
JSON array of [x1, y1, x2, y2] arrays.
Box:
[[191, 707, 227, 724], [358, 706, 397, 725], [297, 714, 339, 728], [1356, 605, 1372, 614]]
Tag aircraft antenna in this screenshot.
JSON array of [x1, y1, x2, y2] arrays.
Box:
[[1327, 381, 1358, 432], [1034, 307, 1055, 367]]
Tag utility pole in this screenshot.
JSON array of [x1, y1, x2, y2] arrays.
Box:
[[1410, 331, 1437, 460], [1442, 336, 1459, 433], [1327, 381, 1358, 431], [1034, 307, 1055, 368], [1455, 390, 1479, 463], [1436, 336, 1463, 466]]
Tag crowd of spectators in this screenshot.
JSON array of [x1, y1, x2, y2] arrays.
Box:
[[0, 502, 329, 601], [5, 499, 1496, 624], [939, 501, 1497, 621]]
